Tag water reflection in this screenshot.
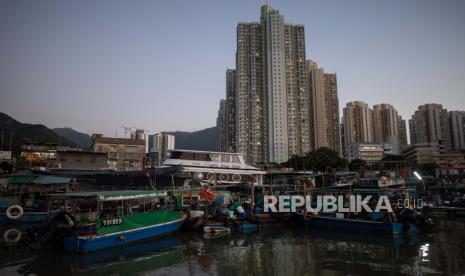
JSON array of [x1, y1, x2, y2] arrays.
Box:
[[1, 217, 464, 275]]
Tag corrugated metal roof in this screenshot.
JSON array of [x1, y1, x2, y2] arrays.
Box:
[[33, 175, 72, 185], [8, 175, 71, 185]]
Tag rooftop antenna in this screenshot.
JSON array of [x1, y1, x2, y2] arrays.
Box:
[[121, 126, 135, 138]]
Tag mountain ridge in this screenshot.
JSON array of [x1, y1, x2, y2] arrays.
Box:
[[1, 112, 217, 153], [0, 112, 76, 153]]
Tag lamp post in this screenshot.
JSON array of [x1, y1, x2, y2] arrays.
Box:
[[414, 171, 425, 192]]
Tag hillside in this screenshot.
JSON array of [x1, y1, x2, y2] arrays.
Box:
[[53, 127, 91, 150], [173, 126, 217, 151], [0, 111, 218, 153], [0, 112, 76, 153]]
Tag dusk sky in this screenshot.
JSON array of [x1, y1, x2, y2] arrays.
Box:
[[1, 0, 464, 137]]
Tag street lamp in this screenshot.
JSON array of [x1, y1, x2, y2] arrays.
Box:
[[413, 171, 422, 181], [414, 171, 426, 192]]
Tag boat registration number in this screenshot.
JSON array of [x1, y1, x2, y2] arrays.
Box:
[[101, 218, 123, 226]]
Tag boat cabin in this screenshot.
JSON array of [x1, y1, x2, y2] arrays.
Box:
[[162, 150, 265, 186], [48, 190, 170, 225]]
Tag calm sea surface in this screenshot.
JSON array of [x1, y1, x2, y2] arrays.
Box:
[[1, 217, 465, 276]]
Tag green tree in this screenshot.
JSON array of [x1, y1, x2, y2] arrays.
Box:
[[348, 158, 367, 172], [381, 155, 406, 162], [283, 147, 345, 173]]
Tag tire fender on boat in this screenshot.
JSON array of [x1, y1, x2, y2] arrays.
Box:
[[6, 205, 24, 220], [4, 228, 22, 243]]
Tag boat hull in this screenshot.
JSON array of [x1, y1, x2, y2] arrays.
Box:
[[0, 211, 55, 223], [63, 217, 185, 253], [294, 213, 413, 235]]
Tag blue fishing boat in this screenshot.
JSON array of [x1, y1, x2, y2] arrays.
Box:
[[33, 190, 186, 253], [294, 208, 433, 235], [0, 175, 75, 223], [0, 206, 60, 223], [295, 212, 410, 235]]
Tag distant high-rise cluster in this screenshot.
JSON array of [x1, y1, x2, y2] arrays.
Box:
[[217, 5, 340, 164], [403, 105, 465, 165], [407, 104, 465, 151], [216, 5, 465, 166], [372, 103, 399, 146], [409, 104, 451, 148], [343, 101, 374, 146]]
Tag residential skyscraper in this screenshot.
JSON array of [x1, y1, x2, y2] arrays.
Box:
[[372, 103, 399, 146], [233, 5, 311, 164], [283, 23, 311, 158], [340, 123, 346, 157], [307, 60, 328, 150], [216, 99, 227, 152], [343, 101, 374, 145], [225, 69, 236, 152], [409, 104, 451, 149], [449, 111, 465, 150], [306, 61, 341, 154], [236, 22, 263, 163], [409, 118, 417, 145], [398, 115, 408, 147], [324, 73, 341, 154], [261, 5, 289, 163]]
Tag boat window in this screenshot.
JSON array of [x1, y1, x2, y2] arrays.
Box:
[[193, 153, 211, 161], [169, 151, 212, 161], [169, 151, 183, 159], [221, 154, 230, 163], [210, 153, 220, 162], [231, 155, 240, 163]]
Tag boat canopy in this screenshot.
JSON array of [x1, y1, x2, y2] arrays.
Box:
[[48, 190, 167, 201], [8, 176, 37, 184], [8, 175, 72, 185]]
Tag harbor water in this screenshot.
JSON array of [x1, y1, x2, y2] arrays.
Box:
[[1, 217, 464, 275]]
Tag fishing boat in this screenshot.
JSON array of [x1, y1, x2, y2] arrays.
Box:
[[38, 190, 186, 253], [0, 175, 77, 223], [295, 212, 407, 235], [294, 208, 433, 235]]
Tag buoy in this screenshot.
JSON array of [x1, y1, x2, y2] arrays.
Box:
[[6, 205, 24, 220], [4, 228, 22, 243], [219, 174, 229, 181], [119, 235, 126, 241], [207, 173, 216, 181], [232, 174, 241, 182]]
